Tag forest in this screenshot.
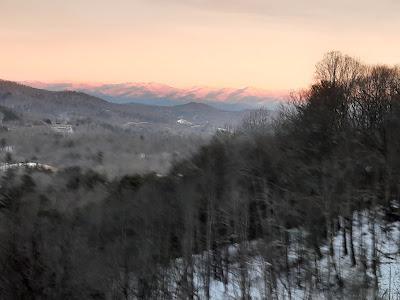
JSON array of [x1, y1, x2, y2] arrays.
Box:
[[1, 51, 400, 299]]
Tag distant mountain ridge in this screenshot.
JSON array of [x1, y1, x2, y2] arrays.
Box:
[[25, 81, 287, 110], [0, 80, 248, 131]]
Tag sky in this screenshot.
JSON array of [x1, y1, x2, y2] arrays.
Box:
[[1, 0, 400, 90]]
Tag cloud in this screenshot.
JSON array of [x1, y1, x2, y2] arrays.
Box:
[[153, 0, 400, 20]]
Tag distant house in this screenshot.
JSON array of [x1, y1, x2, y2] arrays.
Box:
[[177, 119, 193, 126], [51, 124, 74, 135], [0, 162, 57, 173]]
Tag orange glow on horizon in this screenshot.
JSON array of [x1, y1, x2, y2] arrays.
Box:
[[1, 0, 400, 91]]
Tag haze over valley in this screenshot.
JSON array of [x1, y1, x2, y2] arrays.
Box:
[[0, 79, 251, 176]]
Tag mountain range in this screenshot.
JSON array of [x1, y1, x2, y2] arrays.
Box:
[[0, 80, 248, 132], [25, 82, 287, 110]]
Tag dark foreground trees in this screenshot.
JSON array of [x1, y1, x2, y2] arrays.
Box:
[[1, 52, 400, 299]]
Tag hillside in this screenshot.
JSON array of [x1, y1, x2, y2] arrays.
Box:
[[0, 80, 247, 131]]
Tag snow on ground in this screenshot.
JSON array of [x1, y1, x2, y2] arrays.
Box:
[[318, 210, 400, 299], [201, 210, 400, 299], [0, 162, 57, 172], [146, 208, 400, 299]]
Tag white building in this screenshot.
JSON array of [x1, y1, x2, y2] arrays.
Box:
[[51, 124, 74, 135]]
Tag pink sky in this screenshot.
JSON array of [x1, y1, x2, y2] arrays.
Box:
[[1, 0, 399, 90]]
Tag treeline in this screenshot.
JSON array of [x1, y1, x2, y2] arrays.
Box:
[[1, 52, 400, 299]]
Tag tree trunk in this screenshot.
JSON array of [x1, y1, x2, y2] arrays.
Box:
[[341, 216, 348, 256], [348, 216, 356, 267]]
